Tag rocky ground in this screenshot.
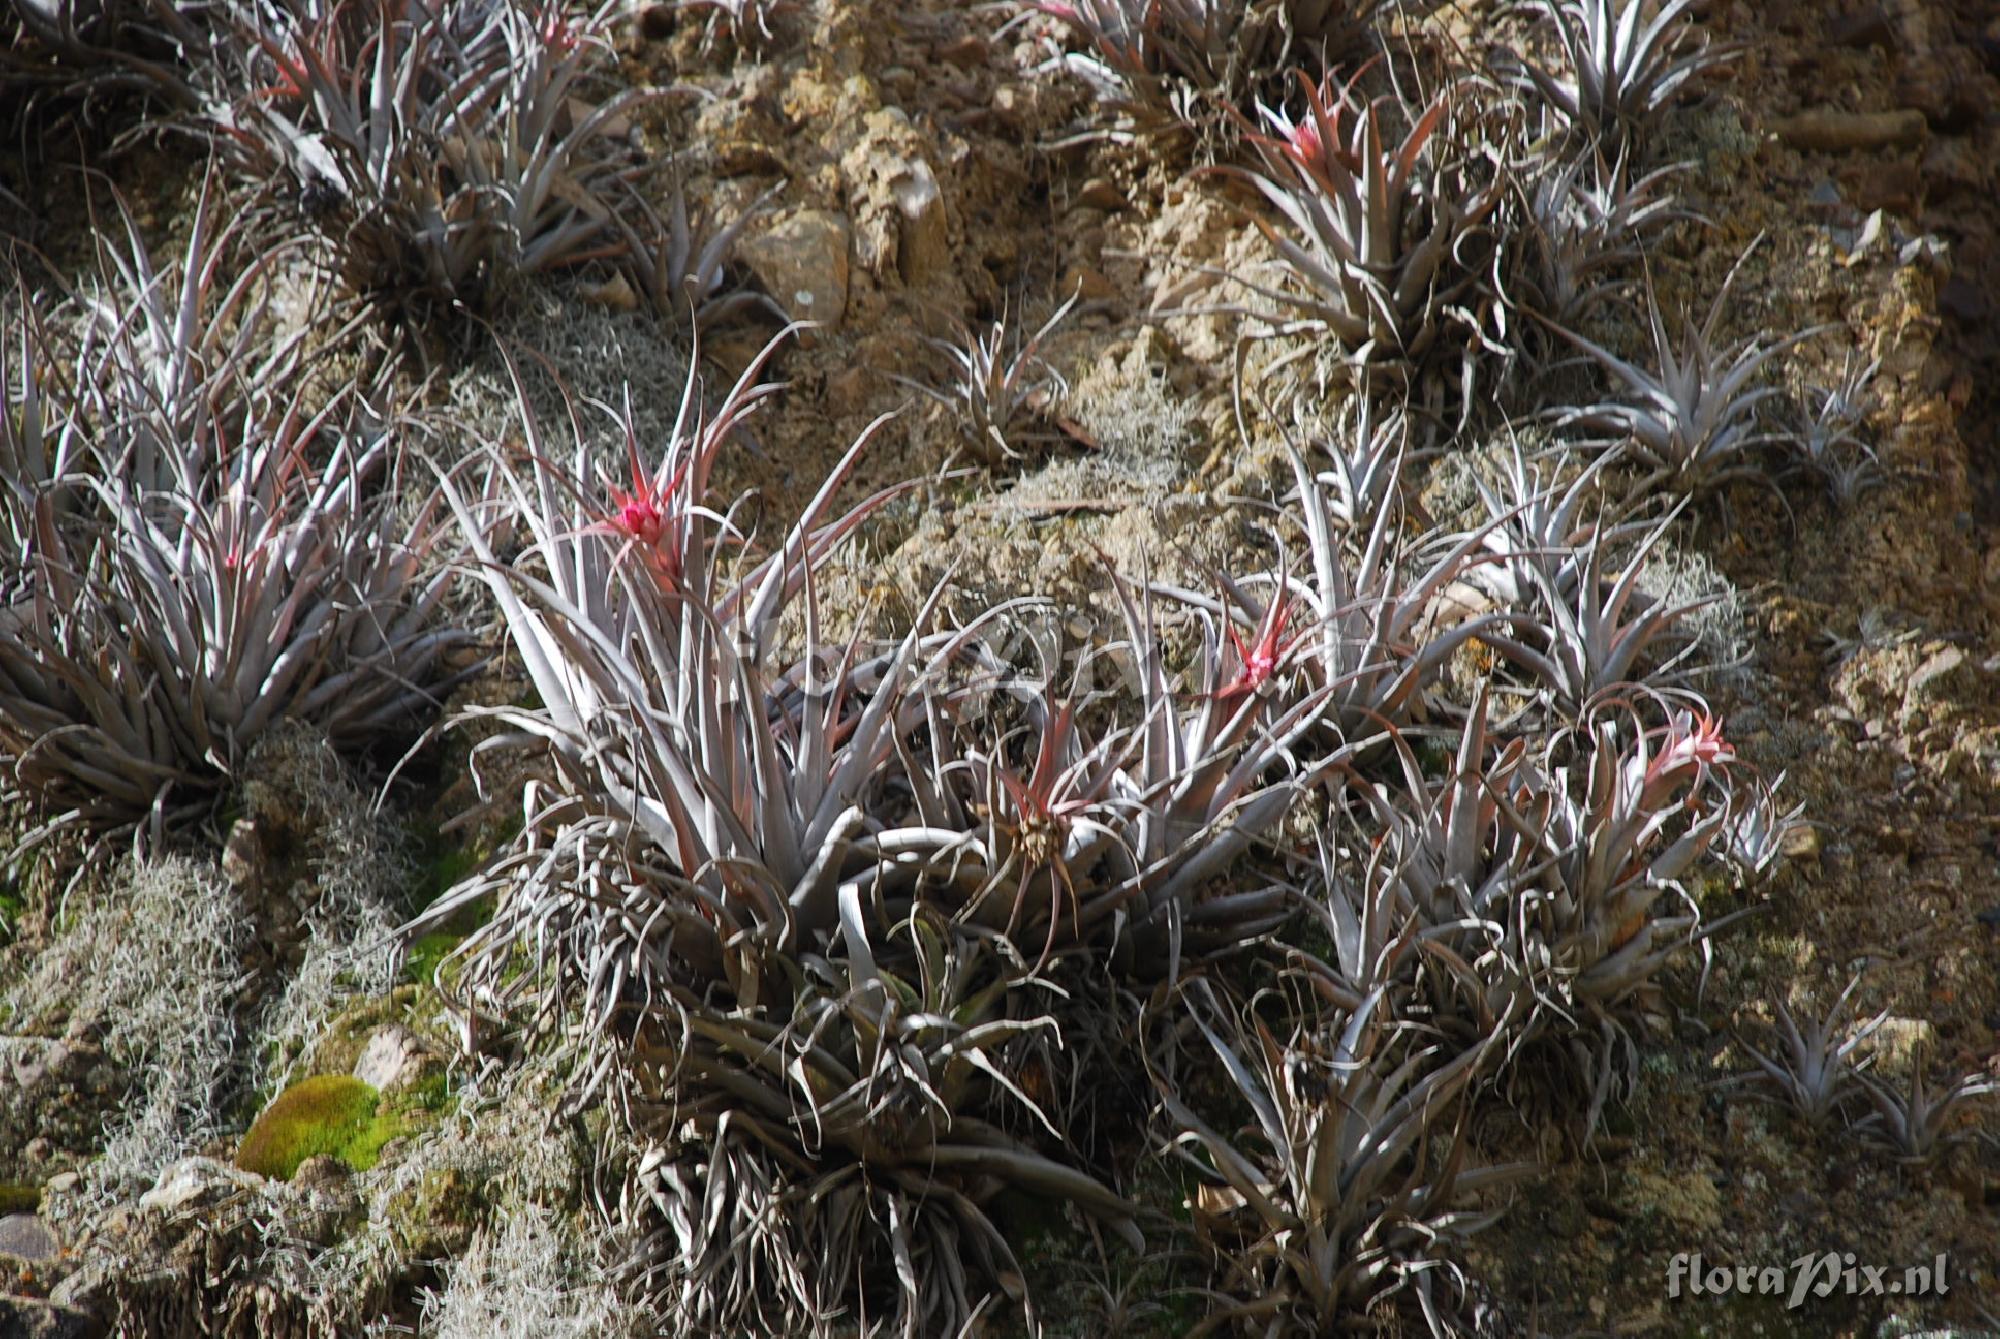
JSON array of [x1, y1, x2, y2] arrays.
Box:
[[3, 0, 2000, 1335]]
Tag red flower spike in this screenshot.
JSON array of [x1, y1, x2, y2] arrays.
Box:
[[539, 4, 578, 56], [592, 424, 695, 588], [605, 486, 665, 548], [1219, 587, 1301, 700], [1642, 709, 1734, 808]]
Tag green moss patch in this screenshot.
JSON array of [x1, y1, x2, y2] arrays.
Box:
[[0, 1182, 41, 1214], [236, 1075, 398, 1180], [403, 926, 472, 987]]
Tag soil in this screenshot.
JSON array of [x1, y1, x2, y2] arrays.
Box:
[[2, 0, 1998, 1334]]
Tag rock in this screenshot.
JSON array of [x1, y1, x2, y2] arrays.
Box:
[[938, 34, 987, 69], [352, 1026, 428, 1094], [577, 272, 638, 311], [139, 1158, 263, 1215], [1899, 643, 1977, 729], [1058, 265, 1116, 304], [1921, 136, 1992, 203], [1771, 109, 1925, 153], [738, 210, 851, 331], [289, 1155, 351, 1195], [1856, 1016, 1936, 1070], [386, 1167, 480, 1258], [889, 158, 949, 285], [1893, 50, 1991, 134], [1781, 823, 1821, 863], [2, 1037, 66, 1092], [1838, 159, 1921, 213], [840, 114, 953, 286], [42, 1174, 77, 1196], [1827, 6, 1893, 49], [1074, 177, 1128, 212], [988, 84, 1032, 131], [0, 1299, 102, 1339], [715, 138, 785, 178], [0, 1213, 58, 1260], [220, 817, 266, 894], [1908, 643, 1969, 696], [635, 2, 674, 40]]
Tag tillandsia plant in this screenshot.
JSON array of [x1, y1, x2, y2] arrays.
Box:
[[1786, 348, 1886, 505], [615, 182, 782, 334], [1855, 1064, 2000, 1165], [209, 0, 659, 326], [1215, 70, 1509, 392], [416, 328, 930, 1015], [1495, 0, 1737, 155], [416, 332, 1142, 1330], [1505, 146, 1688, 334], [1729, 974, 1885, 1129], [888, 291, 1079, 467], [1103, 567, 1340, 967], [1718, 770, 1805, 882], [1319, 683, 1542, 1025], [1549, 241, 1831, 500], [66, 182, 314, 497], [1265, 439, 1505, 740], [1510, 694, 1741, 1019], [1476, 499, 1714, 719], [617, 913, 1141, 1338], [882, 571, 1334, 979], [0, 0, 208, 108], [1025, 0, 1388, 126], [1326, 687, 1750, 1119], [1161, 420, 1521, 753], [0, 188, 466, 845], [1150, 978, 1525, 1334], [1460, 434, 1634, 611], [0, 300, 80, 582], [1300, 393, 1418, 531]]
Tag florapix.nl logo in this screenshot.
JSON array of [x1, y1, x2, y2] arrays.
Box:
[[1667, 1251, 1950, 1310]]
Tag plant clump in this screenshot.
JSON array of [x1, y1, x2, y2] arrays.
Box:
[[1216, 71, 1509, 396], [5, 0, 1951, 1329], [204, 0, 663, 327], [1025, 0, 1390, 131], [0, 185, 467, 845]]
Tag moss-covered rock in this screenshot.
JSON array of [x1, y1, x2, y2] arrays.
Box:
[[236, 1076, 398, 1181], [387, 1166, 484, 1259], [303, 986, 430, 1082]]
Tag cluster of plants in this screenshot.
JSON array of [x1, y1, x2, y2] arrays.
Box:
[[1725, 973, 1999, 1164], [0, 0, 1947, 1334], [1019, 0, 1900, 494], [0, 0, 215, 111], [949, 0, 1916, 1329], [410, 322, 1367, 1331], [0, 183, 465, 848], [396, 308, 1811, 1332], [5, 0, 767, 343], [1023, 0, 1391, 131]]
